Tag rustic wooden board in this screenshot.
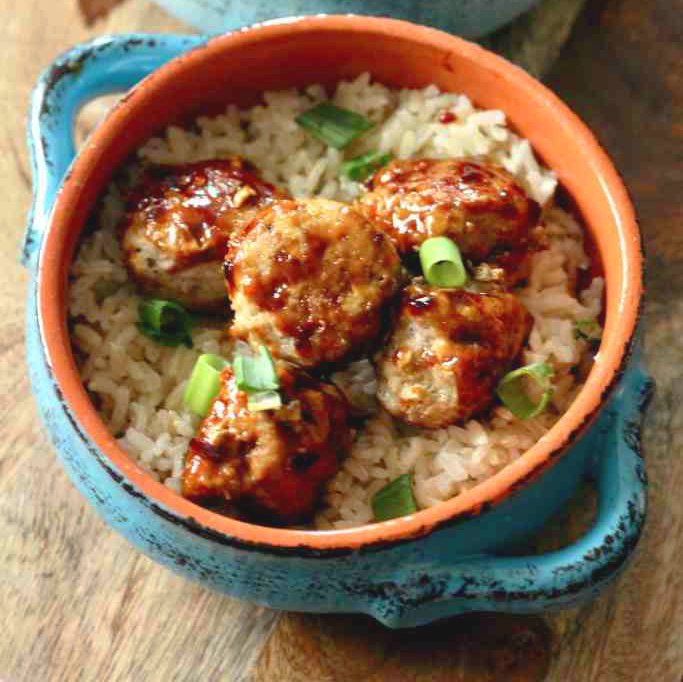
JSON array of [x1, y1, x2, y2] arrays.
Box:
[[1, 5, 280, 682], [1, 0, 682, 680]]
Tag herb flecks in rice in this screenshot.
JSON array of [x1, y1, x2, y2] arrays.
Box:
[[68, 73, 603, 529]]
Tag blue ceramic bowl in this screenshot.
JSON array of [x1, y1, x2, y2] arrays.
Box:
[[151, 0, 541, 38], [24, 19, 652, 628]]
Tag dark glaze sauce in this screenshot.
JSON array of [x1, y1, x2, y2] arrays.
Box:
[[359, 158, 542, 264], [244, 234, 328, 313], [459, 164, 486, 185], [404, 285, 532, 363], [226, 199, 403, 368], [382, 281, 533, 427], [181, 366, 352, 524], [188, 438, 223, 461], [122, 158, 284, 271], [407, 294, 436, 314]]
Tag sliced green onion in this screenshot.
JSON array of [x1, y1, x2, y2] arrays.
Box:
[[295, 103, 374, 149], [340, 150, 393, 182], [247, 390, 283, 412], [574, 318, 602, 341], [183, 354, 229, 416], [233, 346, 282, 412], [233, 345, 279, 393], [419, 236, 467, 288], [496, 362, 555, 420], [137, 298, 194, 348], [372, 474, 418, 522]]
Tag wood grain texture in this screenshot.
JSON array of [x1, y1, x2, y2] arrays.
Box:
[[2, 0, 682, 680], [77, 0, 128, 25], [543, 3, 683, 677], [1, 3, 278, 682], [254, 613, 552, 682]]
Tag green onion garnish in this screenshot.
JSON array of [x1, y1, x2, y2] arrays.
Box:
[[295, 103, 374, 149], [183, 354, 229, 416], [233, 345, 279, 394], [496, 362, 554, 420], [233, 346, 282, 412], [574, 318, 602, 341], [371, 474, 418, 522], [419, 236, 467, 288], [137, 298, 194, 348], [247, 390, 283, 412], [340, 150, 393, 182]]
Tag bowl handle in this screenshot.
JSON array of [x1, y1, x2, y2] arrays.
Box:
[[22, 33, 205, 267], [367, 359, 654, 627]]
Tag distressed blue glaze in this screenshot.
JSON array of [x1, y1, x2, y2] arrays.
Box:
[[24, 35, 653, 628], [151, 1, 541, 39]]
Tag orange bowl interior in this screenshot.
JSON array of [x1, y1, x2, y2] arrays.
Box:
[[38, 16, 642, 550]]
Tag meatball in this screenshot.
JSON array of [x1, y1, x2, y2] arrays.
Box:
[[225, 199, 403, 369], [356, 158, 543, 285], [181, 364, 352, 523], [120, 157, 288, 312], [376, 280, 532, 428]]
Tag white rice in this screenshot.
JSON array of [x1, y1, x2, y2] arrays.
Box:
[[68, 74, 603, 528]]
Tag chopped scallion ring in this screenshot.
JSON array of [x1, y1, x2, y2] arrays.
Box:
[[247, 390, 283, 412], [419, 236, 467, 288], [340, 150, 393, 182], [137, 298, 194, 348], [183, 354, 229, 417], [234, 345, 279, 394], [496, 362, 554, 420], [371, 474, 417, 522], [295, 103, 374, 149]]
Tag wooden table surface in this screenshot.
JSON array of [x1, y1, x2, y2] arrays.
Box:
[[2, 0, 682, 680]]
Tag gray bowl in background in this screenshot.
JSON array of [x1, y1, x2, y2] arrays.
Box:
[[151, 0, 542, 38]]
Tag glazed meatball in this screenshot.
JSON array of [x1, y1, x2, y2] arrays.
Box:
[[181, 364, 352, 523], [120, 157, 288, 312], [356, 158, 543, 285], [376, 280, 532, 428], [225, 199, 403, 369]]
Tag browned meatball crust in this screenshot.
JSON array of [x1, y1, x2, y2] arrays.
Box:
[[356, 158, 543, 285], [182, 364, 352, 524], [376, 280, 533, 428], [225, 198, 403, 369], [120, 157, 288, 312]]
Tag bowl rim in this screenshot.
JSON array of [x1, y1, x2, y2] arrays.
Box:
[[37, 15, 642, 551]]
